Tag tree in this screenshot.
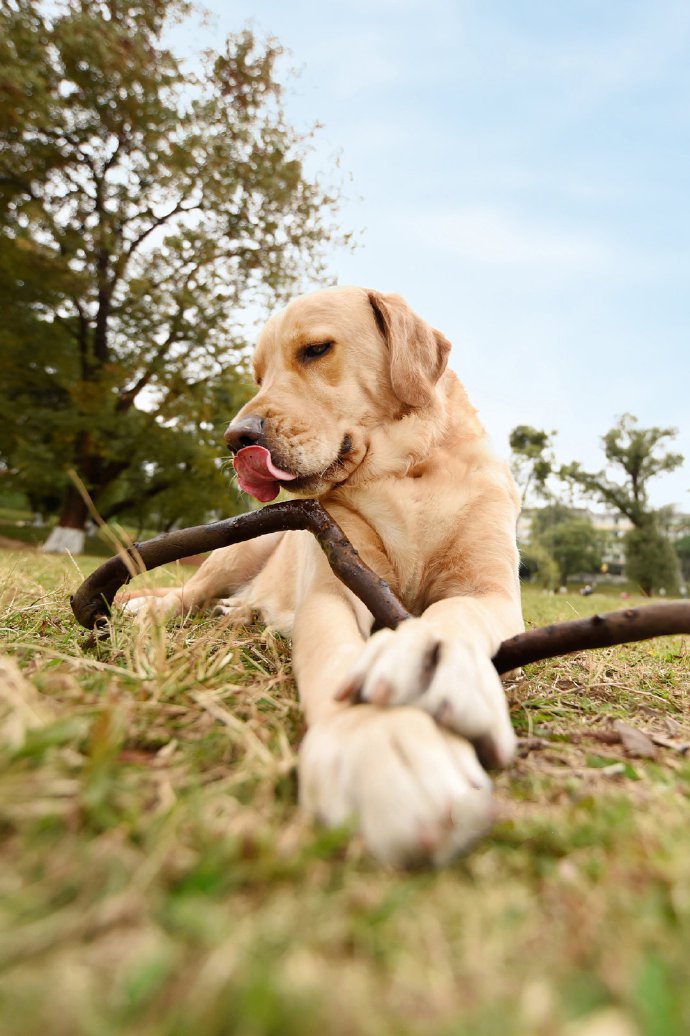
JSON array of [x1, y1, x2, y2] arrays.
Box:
[[509, 425, 555, 507], [530, 501, 577, 538], [560, 414, 683, 528], [0, 0, 346, 551], [537, 516, 603, 585], [675, 535, 690, 583], [518, 540, 559, 590], [560, 414, 684, 596], [624, 525, 680, 597]]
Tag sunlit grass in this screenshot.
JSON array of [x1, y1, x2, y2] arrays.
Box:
[[1, 551, 689, 1035]]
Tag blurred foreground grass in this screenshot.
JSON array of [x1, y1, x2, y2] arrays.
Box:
[[1, 549, 690, 1036]]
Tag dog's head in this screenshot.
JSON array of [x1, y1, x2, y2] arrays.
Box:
[[225, 286, 451, 501]]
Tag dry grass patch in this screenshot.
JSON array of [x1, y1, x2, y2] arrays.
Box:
[[1, 551, 690, 1035]]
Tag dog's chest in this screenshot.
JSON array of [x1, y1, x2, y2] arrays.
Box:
[[355, 474, 472, 609]]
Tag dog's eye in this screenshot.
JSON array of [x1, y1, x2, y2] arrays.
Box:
[[301, 341, 333, 362]]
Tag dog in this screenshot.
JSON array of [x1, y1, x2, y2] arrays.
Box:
[[123, 286, 524, 866]]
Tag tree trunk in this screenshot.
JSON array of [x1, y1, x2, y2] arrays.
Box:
[[42, 484, 88, 554]]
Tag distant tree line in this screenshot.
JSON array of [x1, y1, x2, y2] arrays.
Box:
[[511, 414, 686, 596]]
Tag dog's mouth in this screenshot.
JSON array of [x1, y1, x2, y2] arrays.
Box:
[[232, 446, 296, 503], [233, 436, 353, 503]]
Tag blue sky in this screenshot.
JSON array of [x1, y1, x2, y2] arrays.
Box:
[[191, 1, 689, 509]]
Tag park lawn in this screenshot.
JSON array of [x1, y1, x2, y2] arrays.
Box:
[[1, 549, 689, 1036]]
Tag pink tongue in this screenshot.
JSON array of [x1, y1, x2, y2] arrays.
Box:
[[233, 445, 297, 503]]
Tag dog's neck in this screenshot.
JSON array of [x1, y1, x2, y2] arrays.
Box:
[[327, 371, 486, 495]]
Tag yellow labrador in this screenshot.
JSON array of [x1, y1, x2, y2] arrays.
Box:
[[124, 286, 523, 866]]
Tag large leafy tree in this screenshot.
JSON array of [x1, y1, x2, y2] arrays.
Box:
[[560, 414, 683, 528], [537, 515, 603, 586], [509, 425, 555, 507], [560, 414, 683, 595], [0, 0, 345, 550], [624, 524, 680, 597], [522, 504, 603, 587]]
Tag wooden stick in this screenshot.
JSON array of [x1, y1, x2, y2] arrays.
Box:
[[492, 603, 690, 673], [70, 499, 409, 633], [70, 499, 690, 671]]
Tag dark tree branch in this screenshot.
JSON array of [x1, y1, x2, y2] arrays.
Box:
[[73, 298, 90, 377], [154, 366, 230, 413], [491, 605, 690, 672], [71, 501, 690, 675], [115, 330, 183, 411], [115, 269, 200, 410], [119, 199, 202, 268], [53, 312, 82, 343], [71, 499, 409, 632], [0, 173, 37, 197]]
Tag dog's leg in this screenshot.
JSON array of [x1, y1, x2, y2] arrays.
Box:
[[343, 591, 522, 768], [119, 532, 285, 620], [291, 568, 372, 724], [291, 547, 496, 867], [337, 495, 524, 770]]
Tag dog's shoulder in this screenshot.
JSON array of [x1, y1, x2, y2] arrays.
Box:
[[320, 369, 518, 609]]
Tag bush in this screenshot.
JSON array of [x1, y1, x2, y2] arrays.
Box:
[[519, 542, 559, 590], [624, 523, 680, 596]]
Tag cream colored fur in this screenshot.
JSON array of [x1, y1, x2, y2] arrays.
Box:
[[122, 286, 524, 867]]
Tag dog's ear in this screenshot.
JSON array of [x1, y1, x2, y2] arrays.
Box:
[[367, 290, 451, 407]]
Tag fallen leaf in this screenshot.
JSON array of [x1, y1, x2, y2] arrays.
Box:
[[612, 720, 657, 759]]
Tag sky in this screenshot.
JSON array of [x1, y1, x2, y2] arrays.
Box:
[[180, 0, 689, 510]]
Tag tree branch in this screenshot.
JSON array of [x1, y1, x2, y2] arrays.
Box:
[[120, 200, 202, 265], [115, 266, 201, 410], [53, 312, 83, 344], [73, 298, 90, 378], [561, 467, 639, 526], [99, 477, 174, 521], [115, 329, 184, 411], [0, 173, 37, 198], [491, 606, 690, 672], [71, 499, 409, 632], [71, 501, 690, 675]]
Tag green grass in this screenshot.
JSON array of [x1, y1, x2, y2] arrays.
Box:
[[0, 505, 165, 556], [1, 550, 690, 1035]]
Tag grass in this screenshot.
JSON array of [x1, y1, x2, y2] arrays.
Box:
[[1, 549, 690, 1036], [0, 504, 168, 556]]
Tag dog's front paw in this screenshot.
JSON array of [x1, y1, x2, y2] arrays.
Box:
[[299, 707, 494, 867], [337, 619, 516, 769]]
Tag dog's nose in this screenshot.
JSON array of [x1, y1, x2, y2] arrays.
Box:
[[223, 415, 266, 452]]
